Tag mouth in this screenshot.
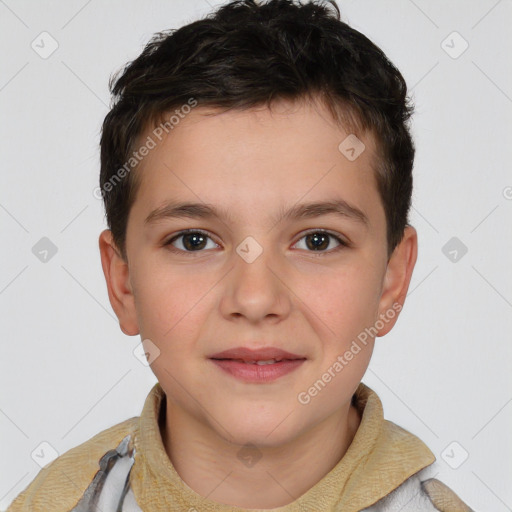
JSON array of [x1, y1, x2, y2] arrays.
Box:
[[209, 346, 305, 362], [209, 347, 307, 383], [210, 357, 304, 365]]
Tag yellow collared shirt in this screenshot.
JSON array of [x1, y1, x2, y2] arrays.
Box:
[[6, 382, 473, 511]]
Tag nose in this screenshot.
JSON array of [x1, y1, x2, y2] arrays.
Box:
[[219, 242, 292, 324]]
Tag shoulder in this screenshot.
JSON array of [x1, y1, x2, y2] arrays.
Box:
[[421, 476, 475, 512], [6, 416, 139, 512], [362, 465, 475, 512], [368, 420, 474, 511]]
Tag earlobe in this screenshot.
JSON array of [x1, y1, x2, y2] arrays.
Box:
[[376, 226, 418, 337], [98, 229, 140, 336]]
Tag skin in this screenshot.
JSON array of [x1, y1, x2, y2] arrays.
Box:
[[99, 97, 417, 509]]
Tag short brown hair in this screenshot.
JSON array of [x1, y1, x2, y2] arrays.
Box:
[[99, 0, 415, 261]]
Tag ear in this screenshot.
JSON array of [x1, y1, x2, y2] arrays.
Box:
[[376, 225, 418, 337], [98, 229, 139, 336]]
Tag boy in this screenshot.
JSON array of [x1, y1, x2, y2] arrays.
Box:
[[7, 0, 474, 510]]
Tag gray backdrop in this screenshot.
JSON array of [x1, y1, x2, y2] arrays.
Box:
[[1, 0, 511, 510]]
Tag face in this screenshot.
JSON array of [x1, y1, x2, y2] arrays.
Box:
[[100, 98, 417, 448]]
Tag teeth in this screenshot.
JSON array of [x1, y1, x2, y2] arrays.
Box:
[[234, 358, 284, 365], [225, 358, 285, 365]]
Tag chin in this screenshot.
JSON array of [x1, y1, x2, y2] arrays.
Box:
[[216, 406, 305, 449]]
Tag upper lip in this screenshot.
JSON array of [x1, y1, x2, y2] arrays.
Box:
[[209, 346, 306, 362]]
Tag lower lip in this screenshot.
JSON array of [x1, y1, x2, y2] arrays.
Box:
[[210, 359, 305, 383]]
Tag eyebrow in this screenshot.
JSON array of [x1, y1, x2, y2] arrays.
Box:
[[144, 198, 369, 228]]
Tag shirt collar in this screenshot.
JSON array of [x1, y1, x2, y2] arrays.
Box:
[[130, 381, 435, 511]]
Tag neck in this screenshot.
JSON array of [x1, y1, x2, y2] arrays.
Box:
[[161, 397, 361, 509]]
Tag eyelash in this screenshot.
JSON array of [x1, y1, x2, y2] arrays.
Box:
[[163, 229, 349, 256]]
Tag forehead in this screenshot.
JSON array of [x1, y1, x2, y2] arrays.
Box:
[[130, 99, 383, 230]]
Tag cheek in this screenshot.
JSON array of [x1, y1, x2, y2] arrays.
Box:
[[297, 263, 382, 342], [131, 259, 207, 343], [133, 269, 206, 385]]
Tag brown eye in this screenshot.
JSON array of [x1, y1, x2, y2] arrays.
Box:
[[294, 230, 347, 253], [165, 230, 218, 252]]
